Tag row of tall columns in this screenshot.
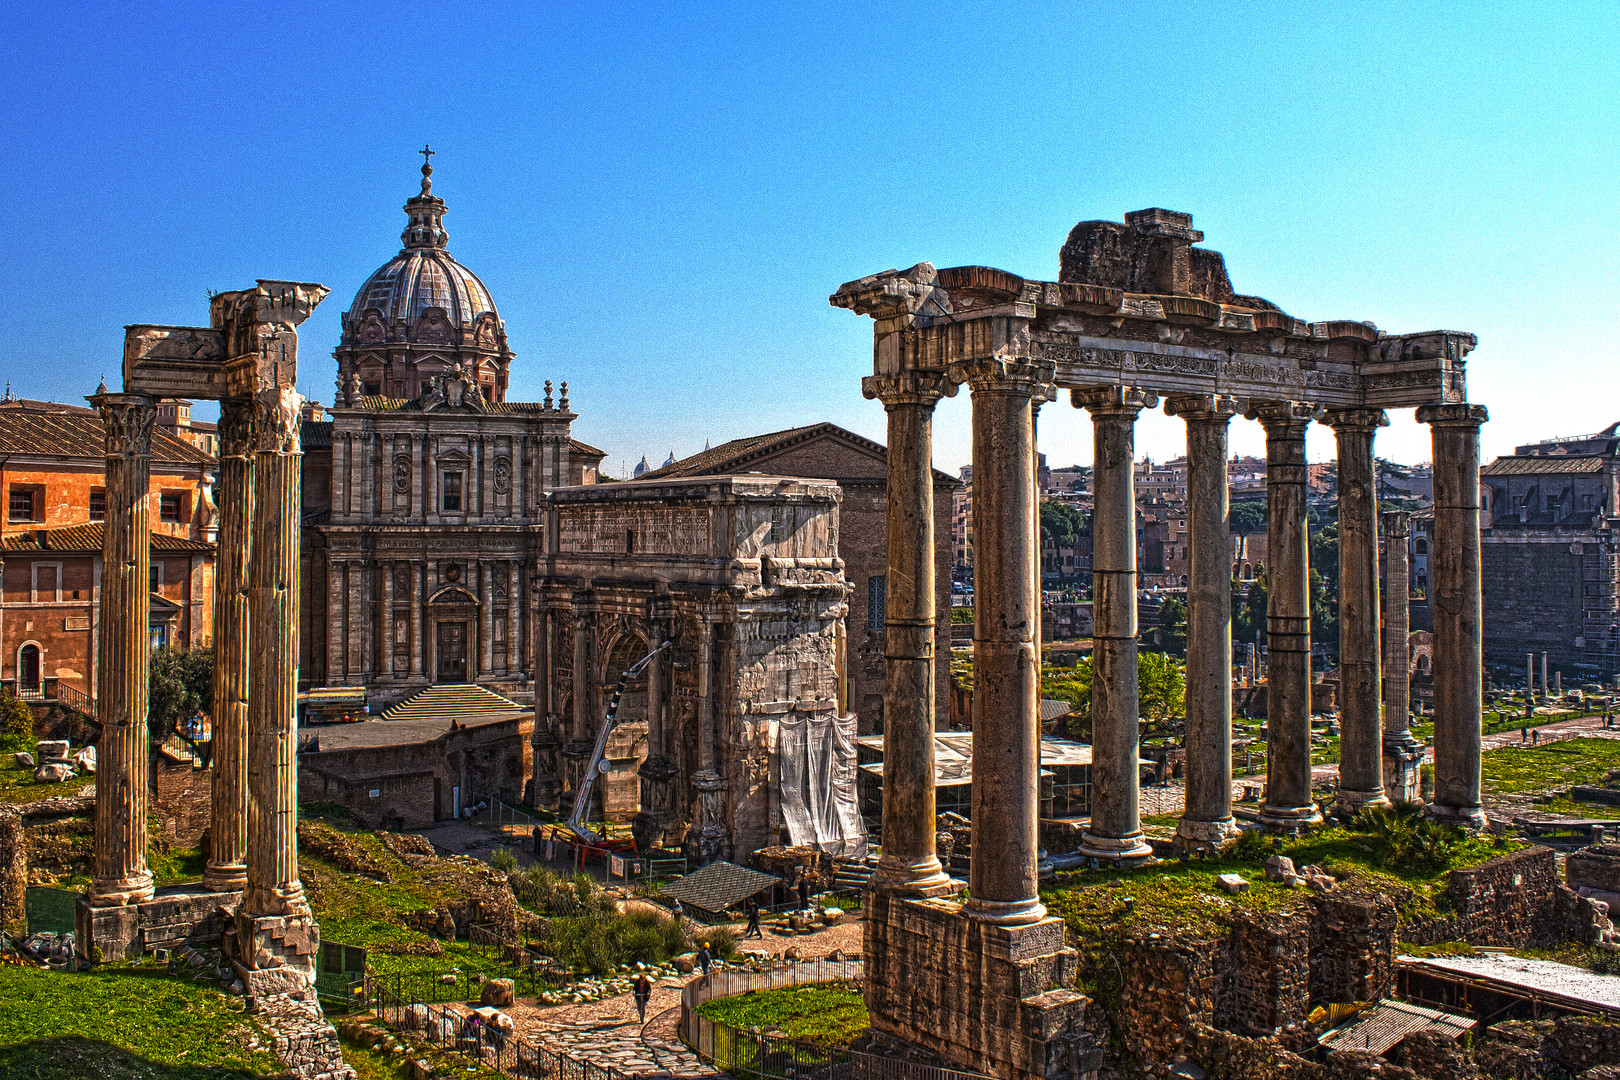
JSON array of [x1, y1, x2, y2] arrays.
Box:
[[89, 385, 314, 980]]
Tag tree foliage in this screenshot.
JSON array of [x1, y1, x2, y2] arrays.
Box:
[[0, 690, 34, 753], [1040, 501, 1088, 547], [1157, 595, 1187, 657], [1233, 565, 1269, 652], [1229, 500, 1267, 536], [1137, 651, 1185, 723], [148, 645, 213, 742]]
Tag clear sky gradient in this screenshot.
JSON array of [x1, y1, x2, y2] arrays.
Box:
[[2, 2, 1615, 476]]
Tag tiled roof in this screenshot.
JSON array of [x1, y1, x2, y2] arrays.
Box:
[[569, 437, 605, 459], [636, 422, 957, 484], [302, 421, 334, 449], [660, 860, 780, 915], [0, 410, 213, 465], [1, 524, 213, 553], [1482, 455, 1608, 476], [380, 683, 530, 722], [350, 395, 570, 416]]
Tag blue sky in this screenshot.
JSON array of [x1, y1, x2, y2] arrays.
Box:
[[2, 2, 1615, 475]]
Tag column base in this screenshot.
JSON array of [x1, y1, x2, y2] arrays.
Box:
[[1257, 803, 1324, 834], [963, 894, 1048, 925], [87, 870, 155, 908], [1332, 787, 1391, 821], [231, 911, 320, 1006], [1173, 816, 1241, 854], [871, 854, 956, 897], [1382, 737, 1425, 805], [1078, 830, 1155, 866], [202, 863, 248, 893], [1423, 802, 1488, 832]]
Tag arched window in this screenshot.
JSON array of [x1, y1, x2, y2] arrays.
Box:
[[1414, 538, 1428, 555]]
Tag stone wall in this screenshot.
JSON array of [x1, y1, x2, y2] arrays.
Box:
[[1308, 892, 1398, 1005], [1482, 530, 1592, 670], [862, 892, 1095, 1080], [152, 754, 211, 845], [1400, 846, 1558, 947], [0, 792, 95, 936]]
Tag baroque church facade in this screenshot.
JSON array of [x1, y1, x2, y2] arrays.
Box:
[[299, 156, 604, 701]]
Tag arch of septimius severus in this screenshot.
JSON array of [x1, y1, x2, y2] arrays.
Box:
[[76, 280, 330, 1001], [836, 209, 1484, 1080]]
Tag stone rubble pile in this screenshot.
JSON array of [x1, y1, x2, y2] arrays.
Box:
[[256, 991, 356, 1080]]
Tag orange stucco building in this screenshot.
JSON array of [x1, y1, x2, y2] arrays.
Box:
[[0, 395, 216, 699]]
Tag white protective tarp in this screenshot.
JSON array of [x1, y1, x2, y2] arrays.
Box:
[[777, 710, 867, 859]]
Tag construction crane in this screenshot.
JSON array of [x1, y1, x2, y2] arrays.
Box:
[[563, 638, 674, 845]]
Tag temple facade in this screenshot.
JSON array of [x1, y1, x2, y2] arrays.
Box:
[[299, 154, 604, 700]]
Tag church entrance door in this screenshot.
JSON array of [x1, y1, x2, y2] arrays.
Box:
[[437, 622, 468, 683]]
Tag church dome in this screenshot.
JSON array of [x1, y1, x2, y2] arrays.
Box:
[[341, 149, 503, 347]]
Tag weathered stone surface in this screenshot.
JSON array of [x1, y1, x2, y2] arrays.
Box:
[[1264, 856, 1296, 882], [35, 741, 69, 762], [480, 978, 514, 1006], [13, 753, 33, 769]]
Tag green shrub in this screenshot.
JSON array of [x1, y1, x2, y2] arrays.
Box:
[[489, 846, 517, 872], [0, 692, 33, 752], [1353, 803, 1460, 876], [539, 908, 687, 975], [704, 925, 738, 961], [1229, 827, 1275, 863]]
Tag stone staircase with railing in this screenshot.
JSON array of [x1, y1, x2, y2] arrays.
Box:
[[379, 684, 529, 724]]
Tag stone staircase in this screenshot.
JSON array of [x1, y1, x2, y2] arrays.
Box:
[[380, 684, 528, 723]]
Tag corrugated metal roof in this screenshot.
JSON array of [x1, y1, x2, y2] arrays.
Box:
[[1400, 953, 1620, 1013], [1319, 1000, 1473, 1055], [1482, 455, 1607, 476], [857, 732, 1109, 786], [660, 860, 780, 914]]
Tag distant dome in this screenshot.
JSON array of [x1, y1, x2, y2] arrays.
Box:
[[663, 450, 676, 467], [633, 455, 651, 478], [340, 149, 504, 348]]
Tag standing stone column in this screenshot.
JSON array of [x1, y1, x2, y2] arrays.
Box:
[[88, 391, 157, 907], [1251, 401, 1324, 831], [1327, 409, 1391, 817], [1165, 394, 1243, 851], [409, 561, 425, 678], [686, 608, 730, 865], [381, 560, 396, 679], [507, 562, 521, 675], [237, 385, 319, 994], [863, 371, 955, 896], [635, 600, 677, 853], [530, 596, 562, 810], [1418, 403, 1489, 828], [564, 597, 595, 813], [1381, 511, 1422, 802], [204, 399, 253, 893], [1076, 386, 1157, 865], [479, 561, 495, 681], [959, 358, 1050, 925]]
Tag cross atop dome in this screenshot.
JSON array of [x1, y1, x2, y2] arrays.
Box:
[[419, 144, 435, 194]]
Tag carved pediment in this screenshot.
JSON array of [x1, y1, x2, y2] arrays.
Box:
[[428, 586, 480, 606], [357, 310, 388, 343], [414, 307, 455, 345]]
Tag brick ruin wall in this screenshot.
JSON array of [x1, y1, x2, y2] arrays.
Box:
[[1482, 536, 1592, 670], [0, 792, 96, 936]]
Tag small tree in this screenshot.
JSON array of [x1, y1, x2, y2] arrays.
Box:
[[148, 645, 214, 743], [1158, 595, 1187, 657], [1138, 651, 1186, 726], [0, 690, 34, 752]]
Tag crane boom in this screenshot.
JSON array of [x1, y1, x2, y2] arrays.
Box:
[[564, 638, 674, 844]]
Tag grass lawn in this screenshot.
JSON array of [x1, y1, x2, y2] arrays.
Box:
[[0, 965, 280, 1079], [1482, 737, 1620, 796], [0, 752, 94, 805], [695, 983, 869, 1046]]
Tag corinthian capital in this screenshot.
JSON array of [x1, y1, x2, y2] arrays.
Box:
[[861, 371, 959, 408], [254, 388, 304, 455], [218, 398, 255, 459], [1321, 408, 1390, 433], [1164, 393, 1246, 423], [1247, 400, 1323, 438], [954, 356, 1056, 395], [1072, 385, 1158, 418], [90, 393, 157, 460], [1380, 510, 1411, 540], [1416, 402, 1488, 429]]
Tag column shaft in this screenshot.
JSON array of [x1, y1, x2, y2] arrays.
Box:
[[1077, 387, 1156, 863], [863, 372, 954, 896], [204, 399, 252, 892], [963, 359, 1049, 924], [1253, 402, 1323, 830], [381, 560, 396, 678], [1381, 511, 1421, 801], [88, 393, 157, 906], [479, 561, 495, 680], [1329, 411, 1390, 816], [1166, 396, 1242, 850], [1419, 403, 1489, 827], [507, 562, 521, 674], [410, 561, 425, 677], [243, 388, 309, 917]]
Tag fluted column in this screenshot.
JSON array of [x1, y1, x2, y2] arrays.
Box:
[[955, 358, 1049, 925], [635, 600, 677, 853], [1165, 394, 1243, 851], [506, 562, 521, 675], [243, 387, 310, 919], [1419, 403, 1489, 828], [531, 596, 562, 809], [1076, 386, 1157, 865], [1327, 409, 1391, 817], [204, 399, 253, 893], [564, 597, 594, 810], [1251, 401, 1323, 831], [1381, 511, 1421, 802], [88, 391, 157, 907], [863, 371, 955, 896]]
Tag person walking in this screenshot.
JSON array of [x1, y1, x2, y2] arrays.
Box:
[[797, 874, 811, 912], [744, 899, 763, 938], [697, 941, 712, 976], [633, 973, 654, 1021]]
